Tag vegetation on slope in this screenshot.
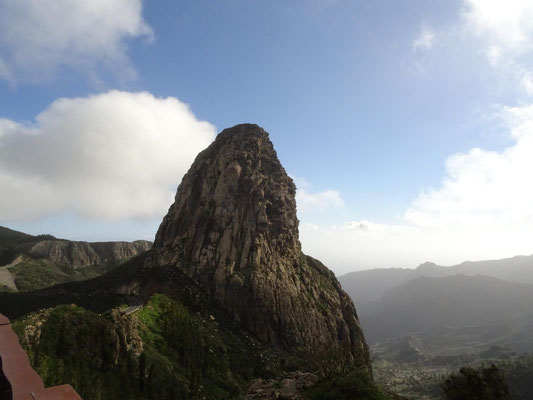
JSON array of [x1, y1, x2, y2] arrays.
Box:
[[373, 341, 533, 400], [305, 369, 391, 400], [8, 258, 70, 290], [13, 305, 129, 399], [3, 251, 394, 400], [6, 257, 128, 291], [496, 355, 533, 399], [12, 293, 283, 399], [0, 226, 33, 250]]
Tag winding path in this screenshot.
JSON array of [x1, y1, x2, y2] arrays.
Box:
[[123, 296, 143, 315]]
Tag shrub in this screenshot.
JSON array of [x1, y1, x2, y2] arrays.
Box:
[[305, 368, 390, 400]]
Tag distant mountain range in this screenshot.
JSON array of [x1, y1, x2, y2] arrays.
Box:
[[339, 255, 533, 305], [0, 225, 151, 292], [339, 256, 533, 352]]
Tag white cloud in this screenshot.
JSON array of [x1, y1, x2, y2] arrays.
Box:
[[405, 105, 533, 228], [294, 178, 344, 213], [0, 0, 152, 83], [461, 0, 533, 93], [461, 0, 533, 53], [300, 105, 533, 273], [413, 27, 435, 50], [0, 91, 216, 220]]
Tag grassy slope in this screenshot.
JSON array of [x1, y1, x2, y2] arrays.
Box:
[[8, 258, 70, 291], [6, 257, 127, 291]]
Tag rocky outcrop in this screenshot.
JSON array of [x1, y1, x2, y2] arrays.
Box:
[[151, 124, 371, 371], [245, 372, 318, 400], [109, 309, 144, 358], [29, 240, 152, 269]]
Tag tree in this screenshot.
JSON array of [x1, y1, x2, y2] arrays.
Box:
[[139, 352, 146, 393], [305, 369, 390, 400], [442, 365, 510, 400]]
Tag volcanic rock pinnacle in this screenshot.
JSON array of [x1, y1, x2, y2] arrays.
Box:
[[151, 123, 371, 371]]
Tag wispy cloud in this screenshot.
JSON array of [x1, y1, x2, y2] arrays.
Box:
[[413, 26, 435, 50]]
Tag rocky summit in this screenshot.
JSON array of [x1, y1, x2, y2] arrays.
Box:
[[151, 123, 371, 371]]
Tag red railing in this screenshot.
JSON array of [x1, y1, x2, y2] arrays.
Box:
[[0, 314, 82, 400]]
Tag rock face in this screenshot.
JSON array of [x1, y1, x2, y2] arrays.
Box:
[[29, 240, 152, 269], [151, 124, 371, 371]]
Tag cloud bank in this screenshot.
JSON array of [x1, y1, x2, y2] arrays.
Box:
[[0, 91, 215, 220], [300, 105, 533, 273], [0, 0, 152, 82], [405, 106, 533, 229]]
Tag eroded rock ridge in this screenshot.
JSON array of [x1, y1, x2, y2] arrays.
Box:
[[29, 240, 152, 269]]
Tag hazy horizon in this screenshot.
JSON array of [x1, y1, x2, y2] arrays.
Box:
[[2, 1, 533, 274]]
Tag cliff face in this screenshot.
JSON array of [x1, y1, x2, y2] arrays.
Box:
[[0, 226, 153, 291], [29, 240, 152, 269], [151, 124, 371, 371]]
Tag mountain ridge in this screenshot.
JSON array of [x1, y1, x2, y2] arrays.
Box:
[[339, 254, 533, 304], [0, 225, 151, 292]]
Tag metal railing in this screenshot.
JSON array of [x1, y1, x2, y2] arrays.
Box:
[[0, 314, 82, 400]]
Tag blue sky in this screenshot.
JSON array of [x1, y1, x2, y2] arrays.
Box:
[[1, 0, 533, 273]]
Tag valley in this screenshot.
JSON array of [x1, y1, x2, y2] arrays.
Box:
[[339, 259, 533, 399]]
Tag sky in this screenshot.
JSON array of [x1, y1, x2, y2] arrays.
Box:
[[1, 0, 533, 274]]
